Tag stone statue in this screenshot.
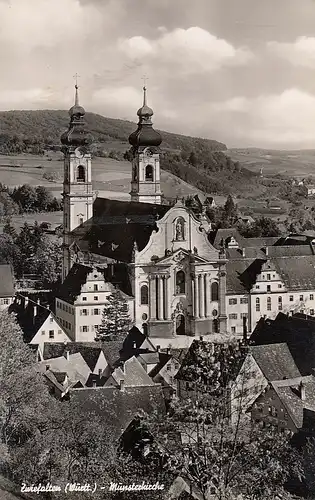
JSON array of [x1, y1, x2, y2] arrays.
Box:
[[175, 218, 184, 241]]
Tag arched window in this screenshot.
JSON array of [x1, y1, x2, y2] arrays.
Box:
[[140, 284, 149, 305], [174, 217, 185, 241], [211, 282, 219, 301], [176, 271, 185, 294], [278, 296, 282, 311], [76, 165, 86, 182], [145, 164, 153, 181], [176, 314, 185, 335]]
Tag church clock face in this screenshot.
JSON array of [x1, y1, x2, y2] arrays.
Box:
[[75, 147, 84, 159]]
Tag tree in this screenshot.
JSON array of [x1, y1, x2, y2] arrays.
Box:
[[143, 342, 302, 500], [35, 185, 53, 211], [2, 219, 16, 239], [11, 185, 37, 212], [223, 195, 237, 224], [95, 289, 131, 341], [238, 217, 281, 238]]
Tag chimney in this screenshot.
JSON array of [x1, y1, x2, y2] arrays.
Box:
[[33, 304, 37, 318], [300, 381, 306, 401], [156, 345, 160, 352], [265, 246, 269, 256], [64, 374, 69, 386], [98, 369, 102, 377], [37, 298, 40, 305], [166, 347, 170, 355], [242, 248, 246, 257], [24, 296, 29, 309], [200, 336, 203, 341], [119, 379, 125, 391], [65, 350, 70, 361]]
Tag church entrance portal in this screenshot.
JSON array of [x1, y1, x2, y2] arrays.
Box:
[[176, 314, 185, 335]]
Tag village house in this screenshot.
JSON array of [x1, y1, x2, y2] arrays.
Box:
[[250, 375, 315, 435], [11, 294, 70, 345], [231, 342, 301, 422]]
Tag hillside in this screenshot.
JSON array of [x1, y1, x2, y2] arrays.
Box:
[[0, 110, 262, 197], [228, 148, 315, 179], [0, 110, 226, 154]]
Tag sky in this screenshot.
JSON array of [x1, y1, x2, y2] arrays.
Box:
[[1, 0, 315, 149]]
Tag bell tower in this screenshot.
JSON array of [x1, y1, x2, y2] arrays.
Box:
[[128, 85, 163, 204], [61, 83, 93, 281]]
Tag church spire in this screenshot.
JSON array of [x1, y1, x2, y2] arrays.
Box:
[[128, 83, 162, 148], [61, 81, 91, 148]]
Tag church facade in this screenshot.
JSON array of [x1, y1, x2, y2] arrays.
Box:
[[59, 85, 228, 340]]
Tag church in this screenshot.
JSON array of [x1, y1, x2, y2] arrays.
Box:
[[57, 84, 228, 340]]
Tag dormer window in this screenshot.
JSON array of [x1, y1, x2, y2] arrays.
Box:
[[145, 164, 153, 181], [76, 165, 86, 182]]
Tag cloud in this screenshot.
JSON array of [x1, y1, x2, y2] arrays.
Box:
[[268, 36, 315, 68], [203, 88, 315, 148], [119, 27, 253, 74], [0, 0, 102, 50]]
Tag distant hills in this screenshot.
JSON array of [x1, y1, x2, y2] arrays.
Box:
[[0, 110, 226, 153], [0, 110, 259, 196]]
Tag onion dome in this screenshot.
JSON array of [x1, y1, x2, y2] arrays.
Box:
[[129, 86, 162, 148], [61, 85, 92, 147]]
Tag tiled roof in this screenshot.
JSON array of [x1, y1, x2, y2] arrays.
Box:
[[250, 343, 301, 381], [266, 245, 313, 257], [42, 341, 123, 369], [227, 254, 315, 294], [71, 385, 165, 439], [271, 376, 315, 428], [0, 264, 15, 297], [105, 356, 155, 387], [137, 352, 160, 365], [225, 247, 267, 260], [38, 352, 91, 385], [149, 352, 172, 378], [56, 262, 132, 304], [272, 256, 315, 290], [212, 229, 245, 249], [250, 313, 315, 376], [71, 197, 170, 263], [212, 229, 280, 250], [226, 259, 263, 294]]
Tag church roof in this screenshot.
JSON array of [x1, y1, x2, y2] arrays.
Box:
[[71, 197, 170, 263]]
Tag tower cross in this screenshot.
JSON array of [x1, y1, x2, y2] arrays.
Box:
[[73, 73, 80, 88], [142, 74, 148, 88]]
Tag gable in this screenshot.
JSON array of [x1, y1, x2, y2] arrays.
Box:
[[137, 205, 219, 264]]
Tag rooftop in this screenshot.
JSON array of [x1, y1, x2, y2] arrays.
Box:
[[250, 343, 301, 381], [71, 384, 165, 440], [71, 197, 170, 263]]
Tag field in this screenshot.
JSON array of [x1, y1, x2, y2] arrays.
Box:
[[227, 148, 315, 179], [0, 152, 206, 201]]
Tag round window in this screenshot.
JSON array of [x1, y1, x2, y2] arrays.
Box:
[[212, 309, 218, 317], [142, 313, 148, 320]]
